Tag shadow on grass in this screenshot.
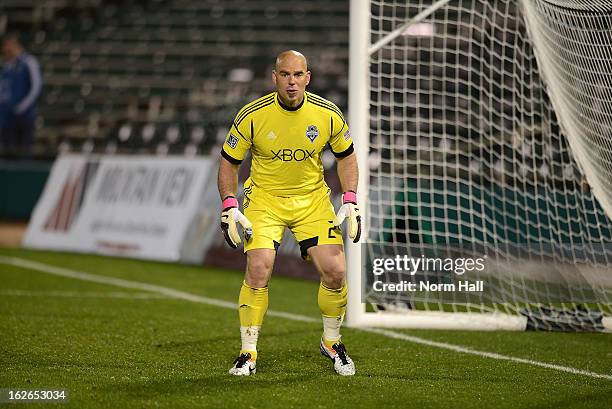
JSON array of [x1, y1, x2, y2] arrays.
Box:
[[525, 389, 612, 409]]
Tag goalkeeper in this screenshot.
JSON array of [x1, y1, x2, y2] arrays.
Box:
[[218, 50, 360, 376]]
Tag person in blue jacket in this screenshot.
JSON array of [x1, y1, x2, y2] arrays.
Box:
[[0, 33, 42, 154]]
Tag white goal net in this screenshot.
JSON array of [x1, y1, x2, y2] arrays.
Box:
[[347, 0, 612, 331]]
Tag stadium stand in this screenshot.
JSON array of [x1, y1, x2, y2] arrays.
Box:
[[0, 0, 349, 158]]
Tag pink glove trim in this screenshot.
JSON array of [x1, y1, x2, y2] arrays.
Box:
[[342, 191, 357, 204], [222, 196, 239, 209]]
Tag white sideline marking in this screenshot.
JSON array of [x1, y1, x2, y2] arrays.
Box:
[[363, 328, 612, 380], [0, 257, 315, 323], [0, 289, 168, 299], [1, 256, 611, 381]]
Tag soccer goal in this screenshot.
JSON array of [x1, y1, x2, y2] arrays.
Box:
[[347, 0, 612, 331]]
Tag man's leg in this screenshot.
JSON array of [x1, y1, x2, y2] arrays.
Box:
[[1, 123, 17, 154], [229, 248, 275, 376], [308, 244, 355, 376], [15, 116, 35, 156], [309, 244, 347, 343], [240, 248, 275, 359]]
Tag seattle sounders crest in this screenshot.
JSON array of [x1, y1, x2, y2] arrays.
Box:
[[306, 125, 319, 143]]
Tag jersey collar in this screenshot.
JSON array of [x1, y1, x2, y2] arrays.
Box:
[[275, 92, 306, 113]]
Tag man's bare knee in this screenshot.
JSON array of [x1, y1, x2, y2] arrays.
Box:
[[321, 263, 345, 289], [308, 245, 346, 289], [245, 250, 275, 287]]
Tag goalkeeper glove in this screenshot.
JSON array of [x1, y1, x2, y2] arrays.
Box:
[[220, 196, 253, 249], [333, 191, 361, 243]]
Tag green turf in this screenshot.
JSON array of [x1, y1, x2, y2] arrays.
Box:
[[0, 247, 611, 409]]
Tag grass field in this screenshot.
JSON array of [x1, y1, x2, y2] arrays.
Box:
[[1, 247, 611, 409]]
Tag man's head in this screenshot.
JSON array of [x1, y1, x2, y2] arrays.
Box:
[[2, 34, 23, 62], [272, 50, 311, 107]]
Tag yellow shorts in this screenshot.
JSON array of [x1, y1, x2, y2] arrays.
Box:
[[242, 178, 343, 259]]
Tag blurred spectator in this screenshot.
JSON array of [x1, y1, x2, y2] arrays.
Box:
[[0, 33, 42, 155]]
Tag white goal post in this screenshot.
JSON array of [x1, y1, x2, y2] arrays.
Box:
[[346, 0, 612, 331]]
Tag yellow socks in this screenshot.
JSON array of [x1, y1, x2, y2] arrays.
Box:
[[237, 281, 347, 358], [318, 281, 348, 348], [238, 281, 268, 361]]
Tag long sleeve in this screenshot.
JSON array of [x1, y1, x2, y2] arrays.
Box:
[[14, 54, 42, 115]]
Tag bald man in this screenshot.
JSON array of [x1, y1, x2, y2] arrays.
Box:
[[218, 50, 360, 376]]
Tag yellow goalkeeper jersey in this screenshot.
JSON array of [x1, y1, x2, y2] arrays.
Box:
[[221, 91, 354, 196]]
